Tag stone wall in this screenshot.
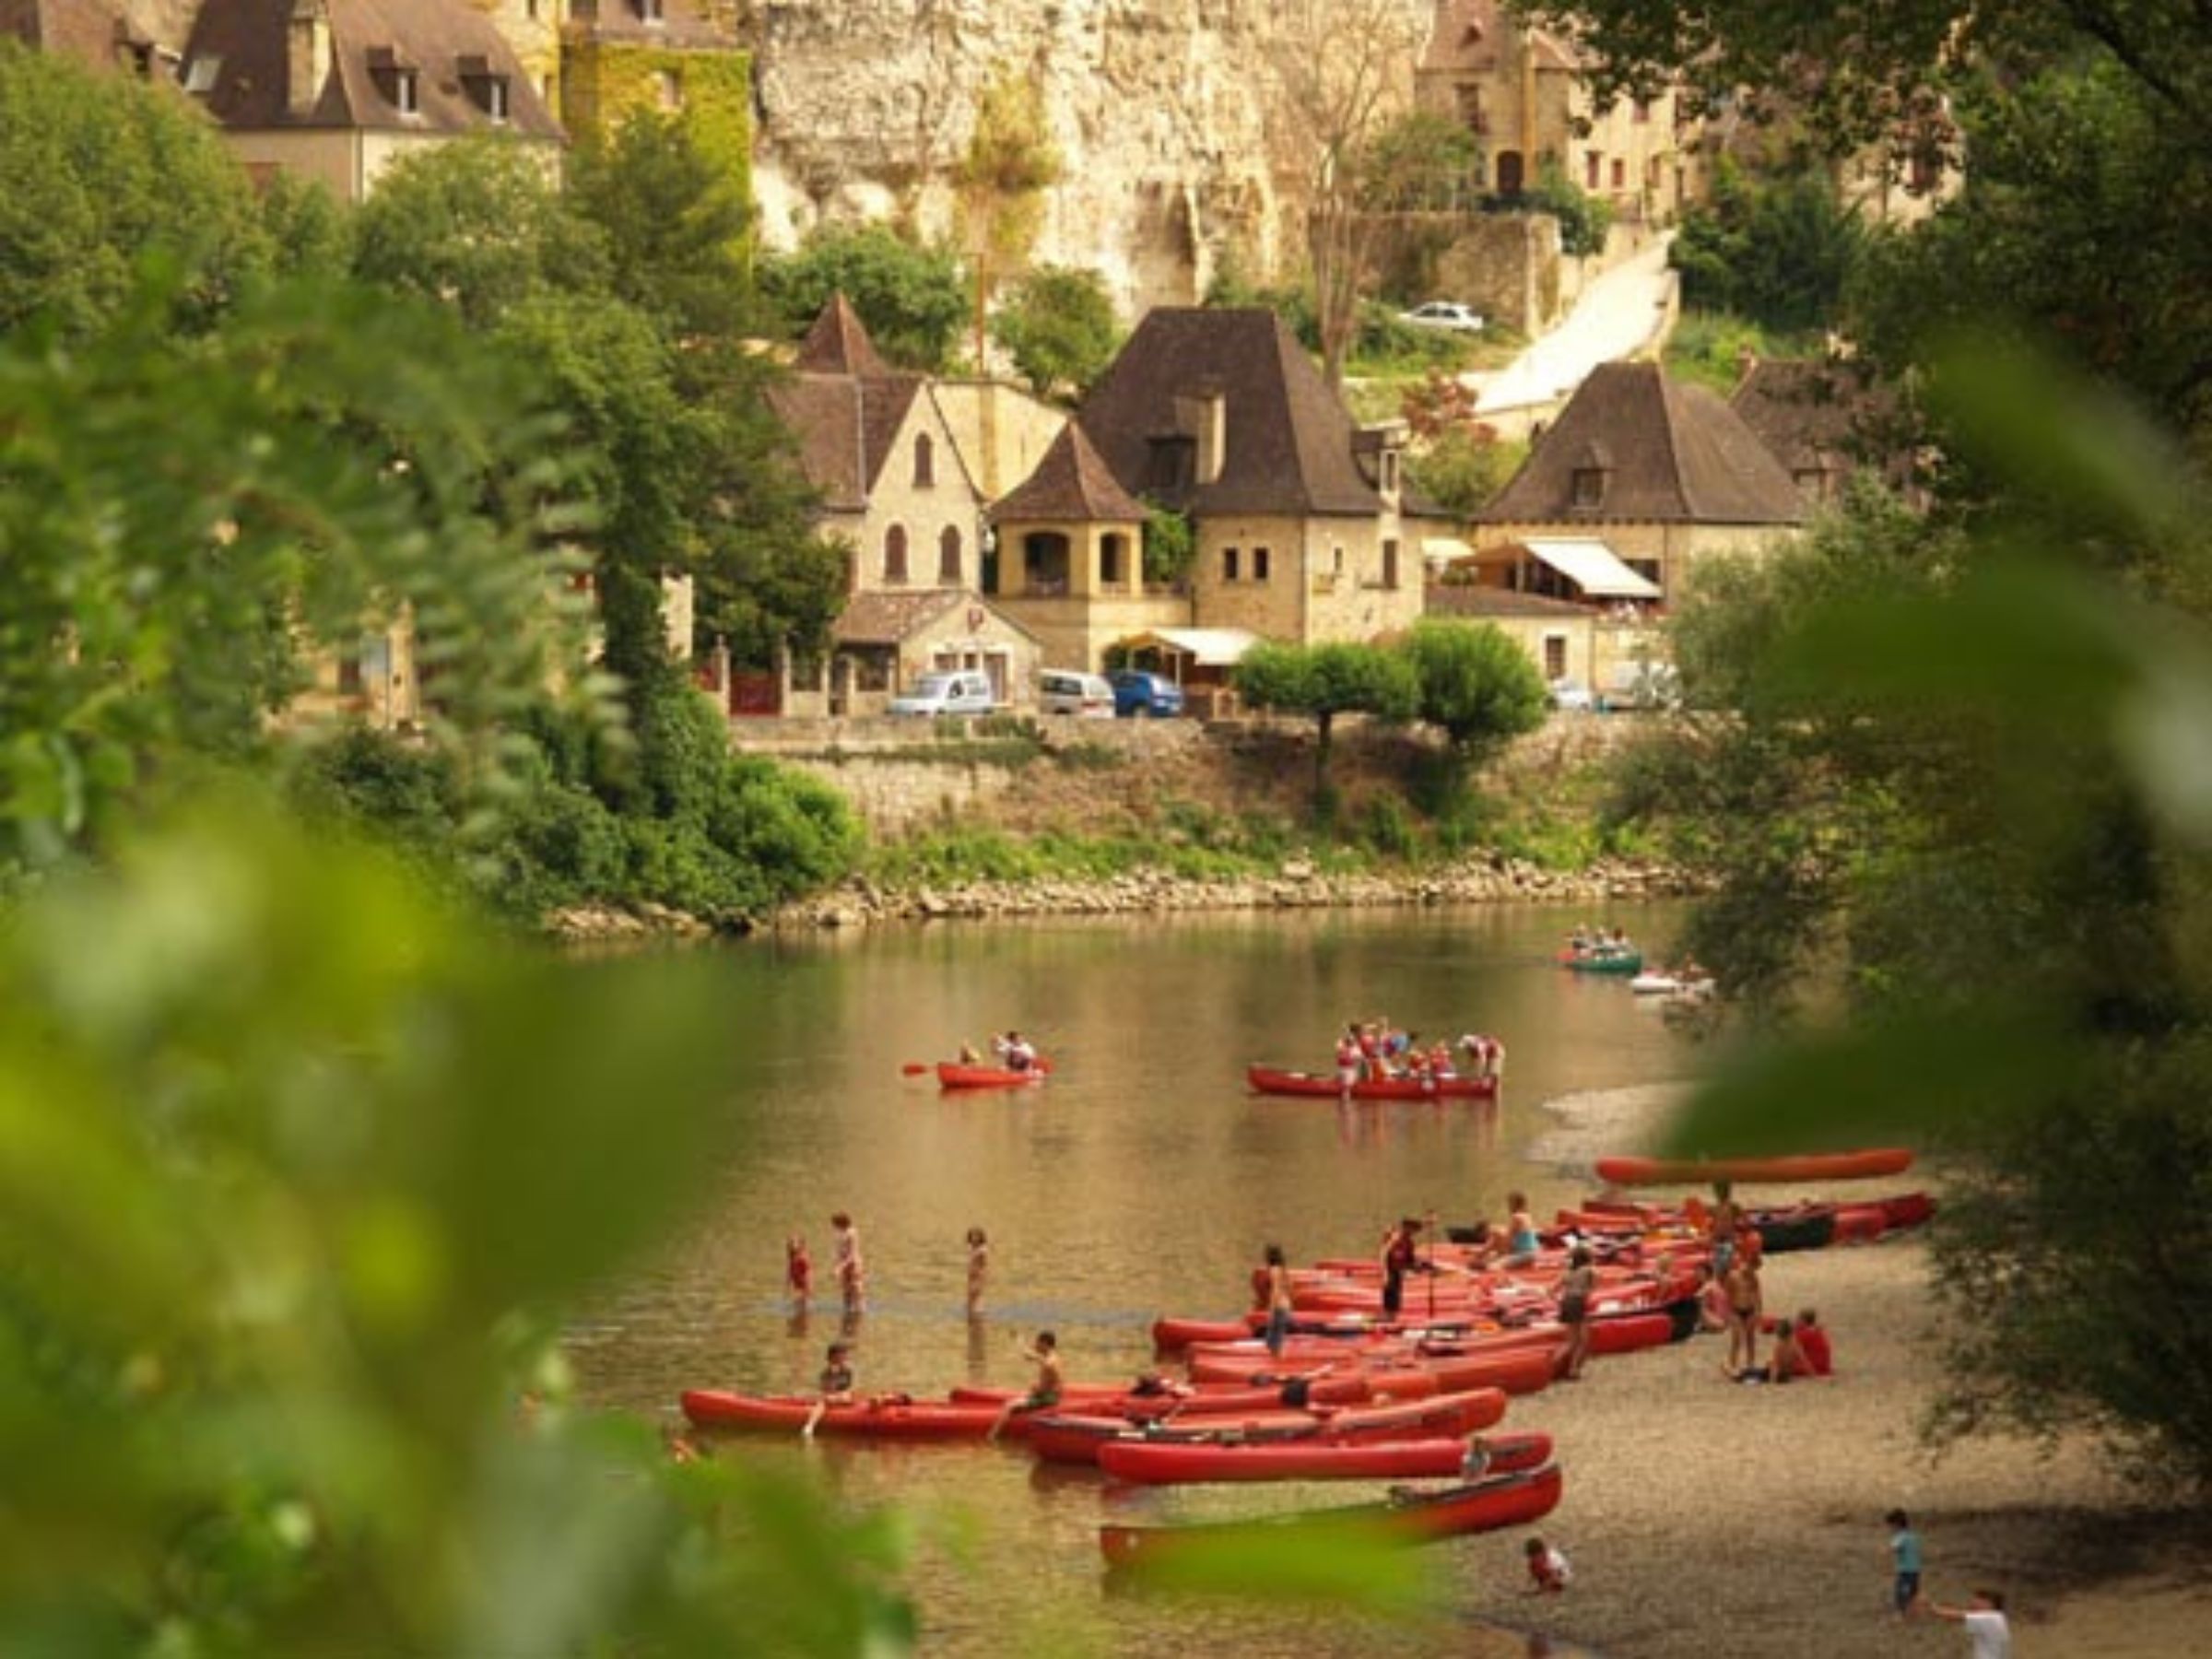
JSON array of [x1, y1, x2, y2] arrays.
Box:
[[732, 708, 1653, 838]]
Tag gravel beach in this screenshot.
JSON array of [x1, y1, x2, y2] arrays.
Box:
[[1491, 1084, 2212, 1657]]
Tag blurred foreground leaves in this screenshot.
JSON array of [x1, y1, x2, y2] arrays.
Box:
[[0, 800, 912, 1654]]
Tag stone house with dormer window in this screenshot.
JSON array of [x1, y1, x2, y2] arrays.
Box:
[[1004, 307, 1427, 669], [180, 0, 562, 202]]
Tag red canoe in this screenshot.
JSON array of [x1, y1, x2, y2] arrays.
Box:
[[1098, 1428, 1552, 1487], [1594, 1148, 1914, 1186], [680, 1390, 1001, 1439], [1185, 1344, 1559, 1397], [1247, 1065, 1499, 1101], [1099, 1463, 1564, 1568], [1025, 1388, 1504, 1465], [935, 1060, 1050, 1089]]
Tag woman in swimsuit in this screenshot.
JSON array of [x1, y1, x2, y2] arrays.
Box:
[[1721, 1253, 1762, 1375]]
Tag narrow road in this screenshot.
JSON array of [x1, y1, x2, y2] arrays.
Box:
[[1469, 233, 1677, 418]]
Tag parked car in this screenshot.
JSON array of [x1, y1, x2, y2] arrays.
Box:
[[1109, 669, 1185, 719], [1547, 677, 1598, 712], [888, 669, 997, 717], [1398, 300, 1486, 333], [1041, 669, 1117, 718]]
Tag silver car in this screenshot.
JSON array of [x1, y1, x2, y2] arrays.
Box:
[[889, 670, 997, 717]]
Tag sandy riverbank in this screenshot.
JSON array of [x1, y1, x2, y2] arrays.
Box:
[[1491, 1083, 2211, 1658]]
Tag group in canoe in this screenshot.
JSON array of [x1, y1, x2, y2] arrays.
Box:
[[935, 1031, 1050, 1089], [1559, 925, 1643, 973], [1250, 1018, 1505, 1102]]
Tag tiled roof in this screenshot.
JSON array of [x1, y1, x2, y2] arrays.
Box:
[[794, 292, 891, 378], [991, 422, 1147, 524], [1419, 0, 1582, 76], [1480, 361, 1805, 527], [1424, 582, 1596, 620], [765, 370, 927, 506], [1074, 307, 1383, 519], [1730, 358, 1912, 485], [1, 0, 146, 68], [830, 587, 966, 645], [182, 0, 561, 139]]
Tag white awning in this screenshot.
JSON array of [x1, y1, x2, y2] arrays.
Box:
[[1522, 538, 1663, 600], [1120, 627, 1262, 667], [1421, 535, 1475, 569]]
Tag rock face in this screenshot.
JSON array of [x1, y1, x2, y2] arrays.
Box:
[[745, 0, 1432, 314]]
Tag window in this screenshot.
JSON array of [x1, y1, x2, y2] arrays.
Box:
[[465, 72, 510, 122], [1382, 538, 1400, 590], [182, 53, 220, 94], [1633, 98, 1651, 124], [1253, 547, 1270, 582], [1456, 87, 1487, 136], [394, 68, 418, 112], [654, 68, 682, 111], [1381, 452, 1398, 492], [1100, 533, 1125, 586], [1585, 150, 1601, 190], [1222, 547, 1240, 582], [937, 525, 961, 582], [1544, 635, 1568, 679], [1571, 467, 1607, 508], [1611, 158, 1626, 190], [1333, 546, 1345, 576], [336, 653, 365, 696], [913, 433, 934, 487], [634, 0, 663, 19], [884, 524, 909, 585]]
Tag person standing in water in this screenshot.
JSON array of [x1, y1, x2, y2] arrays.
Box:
[[830, 1212, 865, 1312], [964, 1227, 990, 1315]]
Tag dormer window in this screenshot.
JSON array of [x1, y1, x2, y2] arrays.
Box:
[[458, 55, 509, 122], [367, 49, 419, 114], [1571, 466, 1606, 508], [182, 53, 220, 94], [633, 0, 664, 21]]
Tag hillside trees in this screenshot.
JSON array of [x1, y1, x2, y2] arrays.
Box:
[[1400, 620, 1549, 764], [1671, 159, 1864, 333], [761, 223, 969, 372], [990, 265, 1121, 399]]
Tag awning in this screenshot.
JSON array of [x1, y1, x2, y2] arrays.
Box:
[[1421, 535, 1475, 568], [1522, 538, 1662, 600], [1117, 627, 1262, 668]]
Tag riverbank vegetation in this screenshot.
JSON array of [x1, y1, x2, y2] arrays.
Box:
[[1547, 0, 2212, 1493]]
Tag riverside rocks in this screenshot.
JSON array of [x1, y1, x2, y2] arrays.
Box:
[[765, 854, 1704, 933]]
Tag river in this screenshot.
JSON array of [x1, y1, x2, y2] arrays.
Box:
[[568, 902, 1694, 1656]]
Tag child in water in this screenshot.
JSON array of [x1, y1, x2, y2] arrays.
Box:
[[785, 1234, 811, 1307]]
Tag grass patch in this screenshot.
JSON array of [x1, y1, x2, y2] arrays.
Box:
[[1665, 310, 1827, 394]]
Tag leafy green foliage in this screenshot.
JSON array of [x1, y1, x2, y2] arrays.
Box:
[[1141, 502, 1197, 586], [760, 225, 969, 373], [990, 265, 1121, 398], [0, 802, 913, 1653], [1358, 110, 1482, 212], [1672, 160, 1864, 333], [1664, 311, 1822, 394], [1398, 620, 1548, 759], [0, 276, 606, 863], [1235, 641, 1420, 795], [1523, 159, 1614, 257], [1406, 425, 1525, 519], [955, 69, 1063, 367], [0, 43, 277, 338], [567, 111, 756, 338]]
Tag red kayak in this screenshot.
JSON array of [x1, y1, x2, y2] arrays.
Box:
[[680, 1390, 1001, 1439], [1248, 1065, 1498, 1101], [1098, 1428, 1552, 1487], [1594, 1148, 1914, 1186], [1100, 1463, 1564, 1568], [935, 1060, 1050, 1089], [1025, 1388, 1504, 1465]]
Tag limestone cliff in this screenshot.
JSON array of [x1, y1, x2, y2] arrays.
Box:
[[742, 0, 1431, 315]]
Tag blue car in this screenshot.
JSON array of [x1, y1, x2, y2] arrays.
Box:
[[1110, 669, 1185, 718]]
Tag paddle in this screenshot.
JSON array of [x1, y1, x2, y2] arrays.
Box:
[[900, 1063, 929, 1076]]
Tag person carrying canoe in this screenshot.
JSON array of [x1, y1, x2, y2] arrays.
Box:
[[986, 1330, 1063, 1440], [801, 1341, 856, 1438]]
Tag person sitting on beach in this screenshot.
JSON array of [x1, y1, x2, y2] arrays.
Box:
[[1501, 1194, 1540, 1267], [1796, 1308, 1834, 1377], [801, 1341, 855, 1437], [1763, 1317, 1808, 1383], [1524, 1536, 1572, 1594], [987, 1330, 1063, 1440]]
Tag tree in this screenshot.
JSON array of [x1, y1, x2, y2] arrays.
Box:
[[1266, 0, 1426, 388], [1234, 640, 1419, 797], [1672, 159, 1864, 333], [567, 112, 756, 339], [953, 69, 1063, 371], [0, 42, 276, 338], [1398, 620, 1548, 762], [760, 224, 969, 372], [1522, 159, 1615, 258], [990, 265, 1121, 399], [352, 137, 608, 330]]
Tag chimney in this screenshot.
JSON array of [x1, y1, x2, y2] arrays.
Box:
[[1175, 383, 1227, 487], [288, 0, 332, 120]]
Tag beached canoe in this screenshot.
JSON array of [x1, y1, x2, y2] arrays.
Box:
[[1594, 1148, 1915, 1186], [1185, 1342, 1560, 1397], [935, 1060, 1049, 1089], [680, 1390, 1001, 1439], [1097, 1429, 1552, 1487], [1022, 1387, 1505, 1465], [1246, 1065, 1499, 1101], [1098, 1463, 1564, 1569]]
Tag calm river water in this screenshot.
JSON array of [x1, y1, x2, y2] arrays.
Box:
[[569, 902, 1692, 1657]]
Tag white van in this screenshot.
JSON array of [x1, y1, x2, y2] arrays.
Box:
[[1040, 670, 1116, 718], [888, 670, 997, 717]]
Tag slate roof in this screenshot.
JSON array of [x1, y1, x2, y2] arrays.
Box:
[[1419, 0, 1581, 76], [767, 371, 928, 508], [794, 291, 891, 379], [182, 0, 561, 139], [1424, 582, 1597, 620], [1072, 308, 1384, 519], [1479, 361, 1806, 527], [1, 0, 147, 67], [990, 423, 1147, 524], [1730, 358, 1912, 488]]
